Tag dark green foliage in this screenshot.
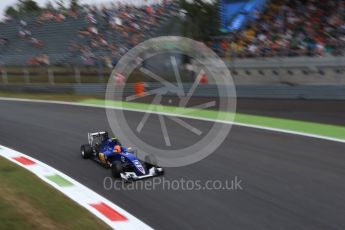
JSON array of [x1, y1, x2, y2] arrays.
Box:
[[180, 0, 220, 40]]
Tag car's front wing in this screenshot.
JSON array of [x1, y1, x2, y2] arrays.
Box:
[[120, 167, 164, 181]]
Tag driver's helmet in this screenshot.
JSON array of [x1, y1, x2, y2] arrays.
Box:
[[114, 145, 121, 153]]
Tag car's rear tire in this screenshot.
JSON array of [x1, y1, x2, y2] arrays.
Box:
[[111, 161, 123, 178], [81, 144, 92, 159]]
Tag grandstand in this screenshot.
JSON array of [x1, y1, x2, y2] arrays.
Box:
[[0, 0, 343, 68], [215, 0, 345, 59], [0, 0, 178, 66], [0, 0, 343, 82]]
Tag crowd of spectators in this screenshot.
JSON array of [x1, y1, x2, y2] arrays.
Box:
[[18, 19, 44, 48], [37, 9, 70, 23], [211, 0, 345, 59], [27, 54, 50, 66], [4, 0, 344, 66], [0, 0, 177, 66], [69, 0, 177, 66]]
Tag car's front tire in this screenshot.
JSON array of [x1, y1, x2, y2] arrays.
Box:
[[111, 161, 123, 178], [81, 144, 93, 159]]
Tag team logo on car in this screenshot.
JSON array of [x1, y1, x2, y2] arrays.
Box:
[[133, 160, 145, 174]]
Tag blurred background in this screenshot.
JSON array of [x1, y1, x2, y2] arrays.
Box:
[[0, 0, 344, 99], [1, 2, 345, 229]]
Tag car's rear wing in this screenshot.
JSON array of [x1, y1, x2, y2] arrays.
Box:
[[88, 131, 108, 145], [89, 131, 107, 136]]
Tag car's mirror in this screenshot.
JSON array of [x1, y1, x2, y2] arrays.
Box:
[[127, 147, 138, 156]]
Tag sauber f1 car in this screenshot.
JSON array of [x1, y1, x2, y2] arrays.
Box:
[[80, 131, 164, 181]]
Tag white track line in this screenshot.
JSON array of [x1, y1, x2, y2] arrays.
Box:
[[0, 96, 344, 228], [0, 145, 152, 230], [0, 97, 344, 144]]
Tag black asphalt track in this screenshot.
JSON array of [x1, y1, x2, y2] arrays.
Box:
[[136, 96, 345, 126], [0, 99, 344, 230]]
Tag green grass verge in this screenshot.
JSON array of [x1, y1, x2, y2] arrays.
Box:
[[0, 91, 99, 102], [5, 75, 110, 84], [0, 156, 110, 230], [82, 98, 345, 141], [0, 91, 344, 141]]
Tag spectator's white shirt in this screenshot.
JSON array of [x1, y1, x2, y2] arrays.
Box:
[[248, 44, 257, 53], [283, 31, 292, 40], [20, 20, 27, 27], [58, 13, 65, 20], [100, 38, 108, 46], [316, 43, 324, 51], [90, 26, 98, 34], [340, 35, 345, 42], [133, 23, 140, 30], [30, 38, 38, 44], [114, 17, 122, 25], [258, 34, 266, 41], [87, 13, 97, 24]]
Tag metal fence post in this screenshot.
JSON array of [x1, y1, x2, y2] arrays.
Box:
[[97, 61, 104, 83], [23, 68, 30, 84], [48, 68, 54, 85], [1, 69, 8, 84], [74, 67, 81, 84]]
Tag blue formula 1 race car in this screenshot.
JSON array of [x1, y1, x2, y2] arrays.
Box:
[[80, 131, 164, 181]]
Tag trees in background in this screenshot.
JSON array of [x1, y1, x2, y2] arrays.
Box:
[[4, 0, 80, 19], [5, 6, 18, 18], [5, 0, 41, 18], [55, 0, 65, 10], [70, 0, 79, 11], [53, 0, 79, 11], [180, 0, 220, 41]]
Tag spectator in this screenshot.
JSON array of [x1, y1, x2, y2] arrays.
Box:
[[212, 0, 345, 58], [0, 0, 179, 66]]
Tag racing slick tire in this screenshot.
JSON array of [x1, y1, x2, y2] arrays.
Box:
[[111, 161, 123, 178], [81, 144, 93, 159]]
